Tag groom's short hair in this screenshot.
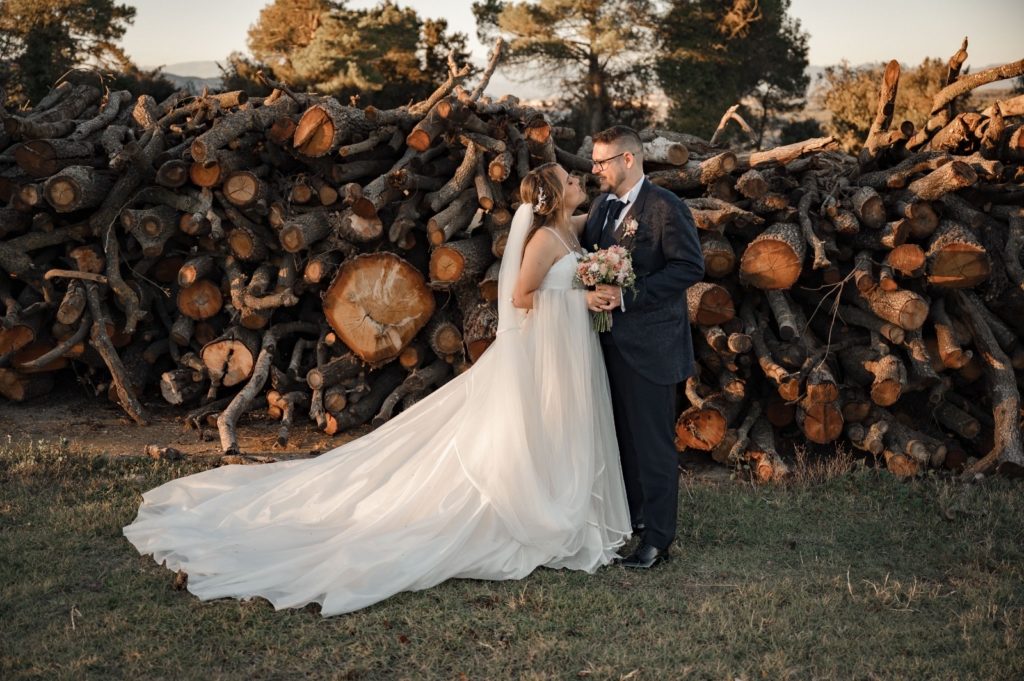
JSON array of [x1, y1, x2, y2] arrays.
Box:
[[593, 125, 643, 157]]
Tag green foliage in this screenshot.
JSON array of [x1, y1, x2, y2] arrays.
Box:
[[0, 0, 136, 107], [246, 0, 472, 108], [657, 0, 809, 144], [818, 57, 956, 152], [473, 0, 658, 138], [246, 0, 337, 84]]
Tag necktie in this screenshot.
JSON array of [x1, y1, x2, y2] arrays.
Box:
[[600, 198, 626, 234]]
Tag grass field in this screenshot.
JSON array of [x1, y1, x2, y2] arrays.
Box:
[[2, 437, 1022, 680]]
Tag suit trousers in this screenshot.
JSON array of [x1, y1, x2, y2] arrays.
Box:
[[600, 340, 679, 550]]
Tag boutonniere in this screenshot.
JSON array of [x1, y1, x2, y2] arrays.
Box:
[[619, 213, 639, 244]]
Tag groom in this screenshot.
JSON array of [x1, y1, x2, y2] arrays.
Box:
[[582, 126, 704, 569]]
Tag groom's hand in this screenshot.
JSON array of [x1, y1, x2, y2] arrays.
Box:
[[595, 284, 622, 310]]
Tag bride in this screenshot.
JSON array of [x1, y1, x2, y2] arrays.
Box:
[[124, 163, 632, 616]]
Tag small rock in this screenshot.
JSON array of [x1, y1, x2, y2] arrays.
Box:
[[145, 444, 184, 461]]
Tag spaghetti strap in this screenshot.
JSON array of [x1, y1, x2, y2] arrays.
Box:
[[543, 227, 574, 255]]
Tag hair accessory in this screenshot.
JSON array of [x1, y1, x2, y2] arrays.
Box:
[[536, 186, 548, 212]]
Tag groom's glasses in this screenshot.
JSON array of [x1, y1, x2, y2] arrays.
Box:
[[591, 152, 626, 172]]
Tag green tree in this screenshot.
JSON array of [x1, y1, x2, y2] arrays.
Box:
[[817, 57, 956, 152], [472, 0, 658, 137], [247, 0, 339, 86], [246, 0, 471, 107], [657, 0, 809, 145], [0, 0, 136, 107]]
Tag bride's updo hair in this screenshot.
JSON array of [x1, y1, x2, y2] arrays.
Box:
[[520, 163, 563, 222], [517, 163, 565, 257]]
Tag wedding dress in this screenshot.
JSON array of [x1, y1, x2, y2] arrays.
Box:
[[124, 204, 631, 616]]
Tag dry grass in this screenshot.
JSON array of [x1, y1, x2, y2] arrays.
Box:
[[2, 436, 1023, 680]]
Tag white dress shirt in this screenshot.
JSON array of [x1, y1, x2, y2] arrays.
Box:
[[606, 175, 646, 235]]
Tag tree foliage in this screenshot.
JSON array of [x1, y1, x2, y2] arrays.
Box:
[[473, 0, 658, 138], [245, 0, 472, 107], [817, 57, 960, 152], [218, 52, 276, 98], [656, 0, 809, 144], [0, 0, 138, 107]]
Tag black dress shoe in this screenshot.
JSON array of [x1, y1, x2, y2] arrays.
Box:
[[631, 522, 646, 534], [619, 543, 669, 569]]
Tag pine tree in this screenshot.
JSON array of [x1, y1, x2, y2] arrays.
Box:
[[247, 0, 340, 86], [246, 1, 470, 107], [657, 0, 809, 145], [473, 0, 658, 138], [0, 0, 137, 106]]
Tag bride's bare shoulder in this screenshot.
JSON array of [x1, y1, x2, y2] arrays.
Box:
[[522, 227, 561, 264]]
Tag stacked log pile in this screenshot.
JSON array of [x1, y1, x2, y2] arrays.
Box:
[[1, 43, 1022, 479]]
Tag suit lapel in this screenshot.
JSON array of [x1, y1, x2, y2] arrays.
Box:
[[626, 178, 652, 227], [612, 178, 653, 242]]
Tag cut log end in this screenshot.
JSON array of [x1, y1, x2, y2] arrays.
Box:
[[323, 253, 435, 364], [798, 402, 844, 444], [687, 282, 735, 326], [294, 107, 335, 157], [927, 249, 991, 288], [740, 241, 803, 290], [674, 406, 727, 451], [177, 280, 223, 321]]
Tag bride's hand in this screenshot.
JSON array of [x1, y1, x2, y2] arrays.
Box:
[[585, 290, 610, 312]]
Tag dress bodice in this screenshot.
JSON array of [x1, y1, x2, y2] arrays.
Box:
[[539, 227, 585, 291], [539, 251, 582, 291]]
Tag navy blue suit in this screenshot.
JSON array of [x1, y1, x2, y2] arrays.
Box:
[[582, 178, 704, 549]]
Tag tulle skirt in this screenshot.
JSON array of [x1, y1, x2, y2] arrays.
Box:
[[124, 287, 630, 616]]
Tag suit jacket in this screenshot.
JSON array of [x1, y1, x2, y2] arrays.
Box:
[[582, 178, 704, 385]]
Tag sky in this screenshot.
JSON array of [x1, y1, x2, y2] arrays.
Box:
[[123, 0, 1024, 73]]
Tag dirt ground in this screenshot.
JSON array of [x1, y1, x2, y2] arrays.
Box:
[[0, 381, 729, 478], [0, 381, 354, 459]]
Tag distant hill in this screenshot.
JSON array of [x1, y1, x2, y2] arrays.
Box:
[[142, 61, 223, 94]]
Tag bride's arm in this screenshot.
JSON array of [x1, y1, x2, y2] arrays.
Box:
[[513, 229, 610, 312], [512, 231, 559, 310]]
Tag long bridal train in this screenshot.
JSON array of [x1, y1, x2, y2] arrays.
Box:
[[124, 223, 631, 616]]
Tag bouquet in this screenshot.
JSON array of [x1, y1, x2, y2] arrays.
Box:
[[574, 244, 636, 332]]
